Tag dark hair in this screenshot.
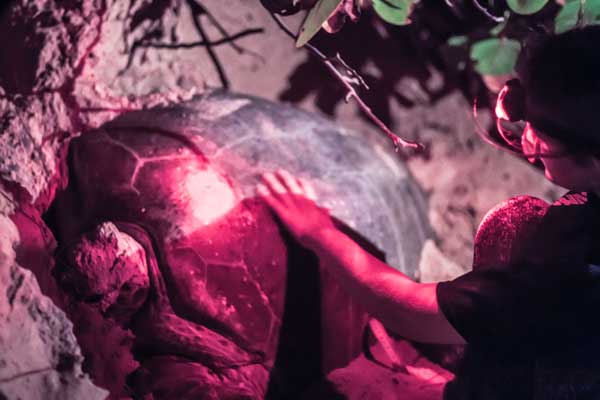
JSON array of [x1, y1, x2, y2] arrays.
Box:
[[517, 26, 600, 154]]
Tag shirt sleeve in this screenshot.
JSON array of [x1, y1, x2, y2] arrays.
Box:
[[437, 192, 598, 346], [436, 262, 570, 346]]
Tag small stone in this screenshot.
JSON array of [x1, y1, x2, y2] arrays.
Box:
[[0, 215, 106, 400]]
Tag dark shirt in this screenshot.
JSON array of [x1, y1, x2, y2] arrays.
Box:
[[437, 192, 600, 399]]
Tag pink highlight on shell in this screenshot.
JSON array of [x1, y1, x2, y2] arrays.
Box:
[[185, 168, 236, 226]]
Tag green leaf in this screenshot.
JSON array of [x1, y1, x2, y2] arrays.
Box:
[[296, 0, 342, 48], [470, 38, 521, 75], [372, 0, 415, 26], [447, 35, 468, 46], [489, 12, 510, 36], [555, 0, 600, 34], [583, 0, 600, 23], [555, 0, 583, 33], [506, 0, 550, 15]]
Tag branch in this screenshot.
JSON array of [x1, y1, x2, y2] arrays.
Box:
[[443, 0, 467, 18], [186, 0, 229, 89], [199, 2, 247, 54], [121, 1, 265, 87], [472, 0, 505, 23], [121, 27, 263, 76], [269, 13, 424, 154], [187, 0, 265, 62], [137, 28, 264, 49]]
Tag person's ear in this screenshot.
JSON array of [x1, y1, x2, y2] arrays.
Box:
[[496, 79, 526, 122]]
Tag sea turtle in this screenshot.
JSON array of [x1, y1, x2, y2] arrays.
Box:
[[50, 90, 431, 399]]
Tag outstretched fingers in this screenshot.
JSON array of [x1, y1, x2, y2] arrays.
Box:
[[256, 182, 286, 214], [262, 172, 287, 197], [257, 170, 334, 242], [275, 169, 304, 196], [297, 177, 318, 202], [258, 170, 320, 209]]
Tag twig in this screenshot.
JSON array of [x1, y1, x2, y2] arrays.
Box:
[[335, 53, 369, 90], [186, 0, 229, 89], [196, 1, 246, 54], [137, 28, 264, 49], [368, 319, 406, 372], [443, 0, 468, 18], [269, 13, 424, 153], [188, 0, 265, 62], [472, 0, 505, 23], [122, 25, 263, 76]]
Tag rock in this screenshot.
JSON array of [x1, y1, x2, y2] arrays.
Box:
[[305, 339, 452, 400], [0, 1, 198, 396], [0, 93, 73, 211], [0, 0, 103, 94], [0, 0, 105, 209], [0, 212, 107, 400], [0, 0, 198, 210], [10, 199, 66, 308], [67, 302, 139, 400], [417, 239, 465, 283], [73, 0, 206, 120]]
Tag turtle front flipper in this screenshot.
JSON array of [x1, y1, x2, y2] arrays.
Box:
[[131, 309, 264, 368], [130, 355, 269, 400], [114, 222, 263, 370]]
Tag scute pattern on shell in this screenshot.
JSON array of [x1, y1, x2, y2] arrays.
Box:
[[94, 90, 431, 273], [52, 90, 431, 398]]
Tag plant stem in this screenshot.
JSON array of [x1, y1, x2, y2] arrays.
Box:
[[270, 12, 424, 153]]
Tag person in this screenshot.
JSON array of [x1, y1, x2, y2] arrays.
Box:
[[257, 26, 600, 399]]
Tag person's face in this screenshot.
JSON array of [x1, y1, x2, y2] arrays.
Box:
[[522, 123, 600, 191]]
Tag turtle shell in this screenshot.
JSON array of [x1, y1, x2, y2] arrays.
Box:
[[55, 90, 431, 396]]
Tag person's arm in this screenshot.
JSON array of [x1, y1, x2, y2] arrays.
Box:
[[308, 226, 465, 344], [257, 170, 466, 345]]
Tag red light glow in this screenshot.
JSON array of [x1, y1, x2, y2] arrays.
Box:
[[185, 168, 236, 226]]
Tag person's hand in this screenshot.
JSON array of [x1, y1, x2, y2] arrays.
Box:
[[257, 170, 335, 246]]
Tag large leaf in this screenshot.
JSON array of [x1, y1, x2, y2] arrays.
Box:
[[372, 0, 415, 26], [507, 0, 550, 15], [555, 0, 600, 33], [555, 0, 582, 33], [470, 38, 521, 75], [296, 0, 342, 47]]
